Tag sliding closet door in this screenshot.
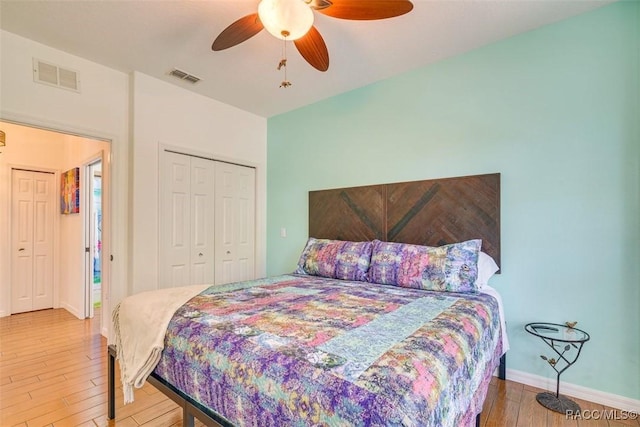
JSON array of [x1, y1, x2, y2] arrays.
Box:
[[159, 152, 215, 288], [214, 162, 256, 285], [189, 157, 215, 284], [160, 152, 189, 287]]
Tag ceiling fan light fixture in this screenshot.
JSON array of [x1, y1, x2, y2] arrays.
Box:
[[258, 0, 314, 41]]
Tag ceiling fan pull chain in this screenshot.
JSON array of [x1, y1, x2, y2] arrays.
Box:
[[279, 30, 292, 88]]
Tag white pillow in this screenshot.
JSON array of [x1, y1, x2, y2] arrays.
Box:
[[476, 251, 499, 288]]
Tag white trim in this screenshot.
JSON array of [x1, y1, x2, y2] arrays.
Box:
[[1, 111, 113, 143], [506, 368, 640, 412], [158, 142, 261, 171], [60, 301, 82, 320]]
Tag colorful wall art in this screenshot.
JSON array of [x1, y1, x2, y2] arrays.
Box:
[[61, 167, 79, 214]]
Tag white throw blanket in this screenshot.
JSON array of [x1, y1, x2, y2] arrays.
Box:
[[112, 284, 209, 403]]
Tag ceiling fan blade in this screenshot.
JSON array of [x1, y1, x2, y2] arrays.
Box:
[[294, 26, 329, 72], [318, 0, 413, 20], [212, 13, 264, 51]]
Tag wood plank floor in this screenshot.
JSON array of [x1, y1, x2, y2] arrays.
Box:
[[1, 308, 638, 427]]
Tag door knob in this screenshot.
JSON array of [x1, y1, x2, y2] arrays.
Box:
[[226, 251, 231, 255], [18, 248, 25, 251], [199, 253, 203, 257]]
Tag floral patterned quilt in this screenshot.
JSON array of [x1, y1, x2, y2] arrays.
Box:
[[153, 275, 503, 427]]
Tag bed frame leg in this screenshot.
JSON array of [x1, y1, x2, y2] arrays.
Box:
[[108, 344, 116, 420], [499, 353, 506, 381], [476, 412, 481, 427], [183, 406, 195, 427]]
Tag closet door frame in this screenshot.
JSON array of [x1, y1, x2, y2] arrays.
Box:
[[158, 146, 257, 288]]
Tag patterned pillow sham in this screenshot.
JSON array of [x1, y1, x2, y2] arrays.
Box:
[[368, 239, 482, 293], [295, 238, 372, 281], [335, 240, 373, 281], [422, 239, 482, 293], [367, 240, 427, 287]]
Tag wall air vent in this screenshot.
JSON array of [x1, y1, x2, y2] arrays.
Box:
[[169, 68, 201, 84], [33, 58, 80, 92]]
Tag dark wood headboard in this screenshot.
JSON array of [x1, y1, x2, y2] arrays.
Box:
[[309, 173, 501, 269]]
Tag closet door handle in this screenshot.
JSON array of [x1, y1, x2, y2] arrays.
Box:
[[199, 253, 203, 257], [226, 251, 231, 255], [18, 248, 25, 251]]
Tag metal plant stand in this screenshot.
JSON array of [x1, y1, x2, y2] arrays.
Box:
[[525, 322, 590, 414]]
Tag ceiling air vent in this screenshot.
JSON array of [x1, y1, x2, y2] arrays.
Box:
[[169, 68, 201, 84], [33, 58, 80, 92]]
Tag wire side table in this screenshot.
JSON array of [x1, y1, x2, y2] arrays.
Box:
[[525, 322, 590, 414]]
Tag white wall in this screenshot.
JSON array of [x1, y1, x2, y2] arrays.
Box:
[[130, 72, 267, 294]]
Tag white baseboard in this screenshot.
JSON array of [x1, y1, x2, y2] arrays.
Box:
[[60, 302, 83, 320], [505, 368, 640, 413]]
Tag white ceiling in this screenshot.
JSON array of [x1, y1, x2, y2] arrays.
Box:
[[1, 0, 613, 118]]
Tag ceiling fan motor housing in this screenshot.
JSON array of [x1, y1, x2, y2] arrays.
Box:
[[258, 0, 315, 40]]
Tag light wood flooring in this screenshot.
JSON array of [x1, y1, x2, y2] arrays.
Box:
[[1, 308, 637, 427]]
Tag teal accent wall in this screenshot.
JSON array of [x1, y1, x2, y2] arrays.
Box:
[[267, 2, 639, 400]]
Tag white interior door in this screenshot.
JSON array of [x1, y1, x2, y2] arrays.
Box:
[[190, 157, 215, 285], [160, 152, 191, 288], [214, 162, 255, 285], [159, 151, 215, 288], [84, 160, 102, 319], [11, 169, 55, 314]]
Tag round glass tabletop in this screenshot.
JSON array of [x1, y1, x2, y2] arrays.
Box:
[[525, 322, 590, 343]]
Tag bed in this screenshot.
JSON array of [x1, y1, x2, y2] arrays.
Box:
[[108, 173, 507, 427]]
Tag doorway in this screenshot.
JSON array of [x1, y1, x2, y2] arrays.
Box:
[[1, 121, 111, 326]]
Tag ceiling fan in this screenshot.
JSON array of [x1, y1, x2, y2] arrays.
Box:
[[212, 0, 414, 76]]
